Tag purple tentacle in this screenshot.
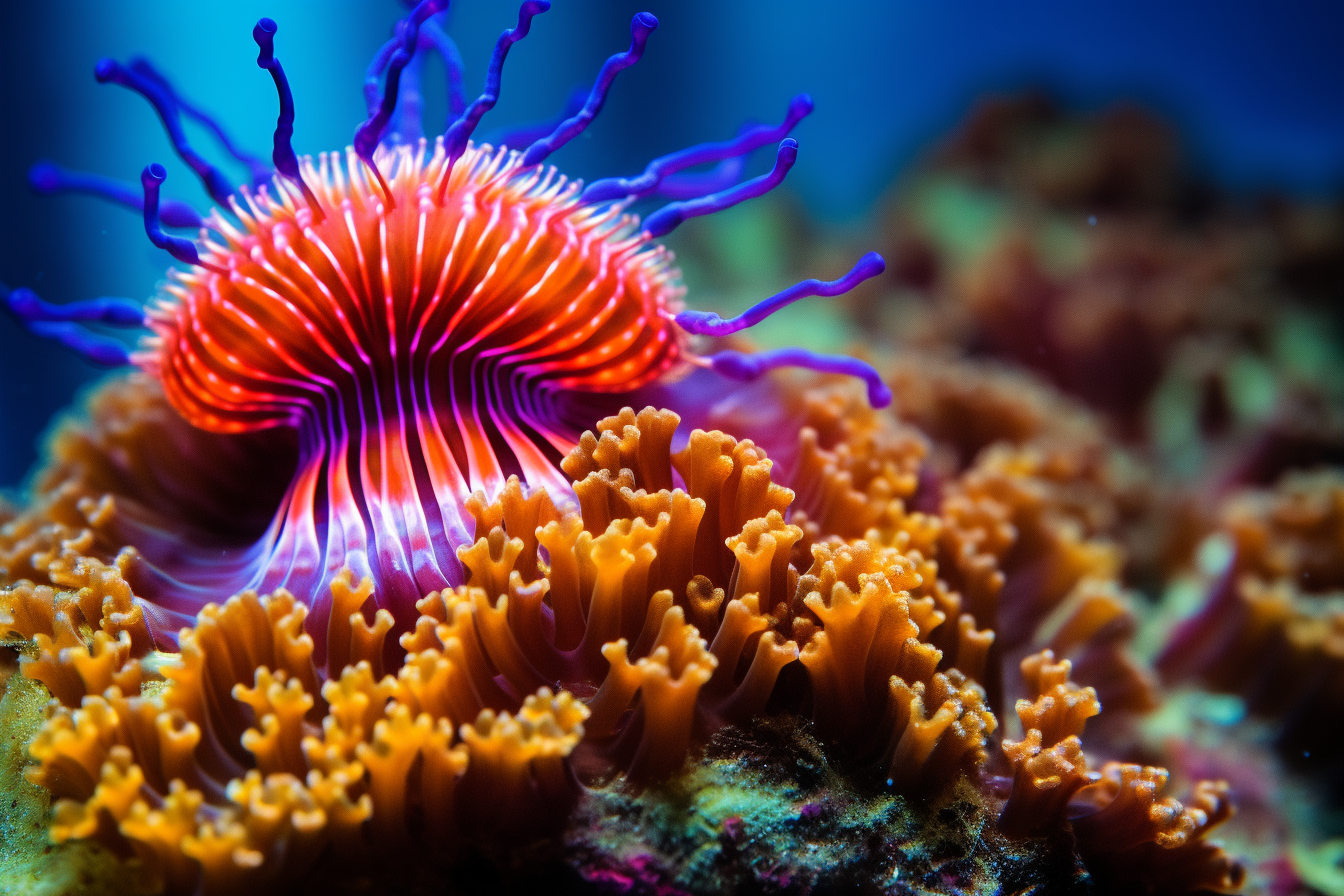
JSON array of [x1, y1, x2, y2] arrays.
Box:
[[94, 58, 235, 207], [2, 285, 140, 366], [29, 161, 202, 228], [677, 252, 885, 337], [583, 94, 813, 204], [369, 18, 460, 142], [707, 347, 893, 409], [420, 18, 467, 119], [521, 12, 657, 167], [4, 289, 143, 327], [654, 157, 746, 201], [643, 138, 798, 239], [253, 18, 323, 214], [364, 36, 401, 117], [141, 164, 204, 267], [389, 44, 428, 144], [353, 0, 450, 181], [126, 57, 272, 189], [437, 1, 550, 199]]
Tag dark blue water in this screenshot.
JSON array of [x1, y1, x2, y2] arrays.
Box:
[[3, 0, 1342, 488]]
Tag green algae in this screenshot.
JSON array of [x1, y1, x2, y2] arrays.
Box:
[[908, 177, 1008, 268], [1293, 838, 1344, 896], [0, 659, 137, 896], [567, 716, 1087, 894]]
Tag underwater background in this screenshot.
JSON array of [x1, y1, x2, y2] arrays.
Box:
[[3, 0, 1343, 489], [3, 3, 1344, 895]]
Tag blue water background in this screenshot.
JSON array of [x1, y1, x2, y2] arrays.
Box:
[[2, 0, 1342, 488]]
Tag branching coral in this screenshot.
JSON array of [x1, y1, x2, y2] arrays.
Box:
[[887, 355, 1108, 476], [1071, 765, 1245, 895], [935, 440, 1157, 715], [872, 95, 1344, 508], [8, 357, 1267, 895], [0, 375, 293, 642], [998, 650, 1100, 838], [4, 8, 1337, 891], [705, 369, 1157, 720], [999, 650, 1244, 894]]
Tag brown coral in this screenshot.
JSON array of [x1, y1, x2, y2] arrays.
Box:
[[0, 375, 294, 643], [7, 403, 1015, 891], [795, 539, 995, 792], [1160, 470, 1344, 762], [936, 441, 1157, 715], [2, 391, 1261, 893], [997, 651, 1243, 894], [998, 650, 1100, 837]]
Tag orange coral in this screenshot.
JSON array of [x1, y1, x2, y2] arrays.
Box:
[[437, 408, 803, 778], [693, 376, 927, 561], [993, 650, 1242, 894], [1071, 765, 1245, 894], [888, 355, 1105, 475], [0, 375, 294, 645], [998, 650, 1100, 837], [795, 539, 995, 792], [6, 402, 1007, 892], [4, 395, 1256, 893], [775, 379, 926, 547], [27, 575, 587, 894], [0, 544, 153, 705], [937, 442, 1157, 714]]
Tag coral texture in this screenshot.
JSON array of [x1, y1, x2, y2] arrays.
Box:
[[2, 392, 1243, 894], [6, 6, 1344, 896]]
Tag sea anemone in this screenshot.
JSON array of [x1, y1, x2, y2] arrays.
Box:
[[3, 1, 890, 652]]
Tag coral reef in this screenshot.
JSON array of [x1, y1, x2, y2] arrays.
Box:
[[5, 2, 890, 654], [2, 385, 1246, 894], [2, 7, 1343, 896]]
